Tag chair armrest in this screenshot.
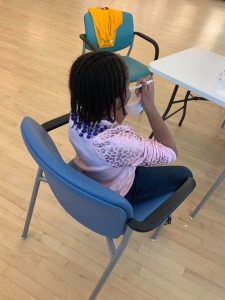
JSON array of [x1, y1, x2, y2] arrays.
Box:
[[41, 113, 70, 132], [134, 31, 159, 60], [128, 177, 196, 232], [79, 34, 98, 51]]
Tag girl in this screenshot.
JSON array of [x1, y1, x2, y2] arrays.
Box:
[[68, 51, 192, 203]]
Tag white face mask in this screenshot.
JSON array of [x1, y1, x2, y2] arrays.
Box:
[[125, 90, 143, 115], [125, 79, 153, 114]]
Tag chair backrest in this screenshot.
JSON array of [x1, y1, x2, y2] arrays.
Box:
[[21, 117, 133, 238], [84, 11, 134, 52]]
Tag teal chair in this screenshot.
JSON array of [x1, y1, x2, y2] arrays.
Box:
[[80, 11, 159, 83]]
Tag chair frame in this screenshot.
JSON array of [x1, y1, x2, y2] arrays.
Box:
[[80, 31, 159, 61], [21, 113, 195, 300]]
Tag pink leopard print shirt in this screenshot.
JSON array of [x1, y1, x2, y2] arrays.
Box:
[[69, 118, 176, 196]]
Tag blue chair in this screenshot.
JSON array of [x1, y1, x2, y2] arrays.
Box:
[[21, 114, 195, 300], [80, 11, 159, 83]]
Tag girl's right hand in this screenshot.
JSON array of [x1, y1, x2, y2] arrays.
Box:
[[136, 77, 155, 113]]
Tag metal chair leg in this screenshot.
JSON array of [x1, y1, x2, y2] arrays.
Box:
[[82, 41, 85, 54], [221, 119, 225, 129], [150, 216, 172, 241], [21, 167, 43, 239], [106, 237, 116, 258], [190, 170, 225, 220], [150, 222, 165, 241], [89, 227, 133, 300]]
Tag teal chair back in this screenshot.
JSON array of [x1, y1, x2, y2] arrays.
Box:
[[84, 11, 134, 52], [81, 10, 160, 82]]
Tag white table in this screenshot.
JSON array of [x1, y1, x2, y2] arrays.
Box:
[[149, 47, 225, 218], [149, 47, 225, 126]]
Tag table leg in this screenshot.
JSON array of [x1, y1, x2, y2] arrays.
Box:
[[149, 84, 179, 138], [149, 85, 206, 138], [162, 85, 179, 120], [178, 90, 191, 126]]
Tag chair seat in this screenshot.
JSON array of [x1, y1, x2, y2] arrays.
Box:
[[122, 56, 151, 82], [132, 191, 173, 221]]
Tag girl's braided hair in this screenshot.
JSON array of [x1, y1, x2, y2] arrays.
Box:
[[69, 51, 129, 124]]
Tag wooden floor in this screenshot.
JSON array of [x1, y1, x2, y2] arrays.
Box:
[[0, 0, 225, 299]]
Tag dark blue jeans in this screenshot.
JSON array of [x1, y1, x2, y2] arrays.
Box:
[[125, 166, 193, 203]]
